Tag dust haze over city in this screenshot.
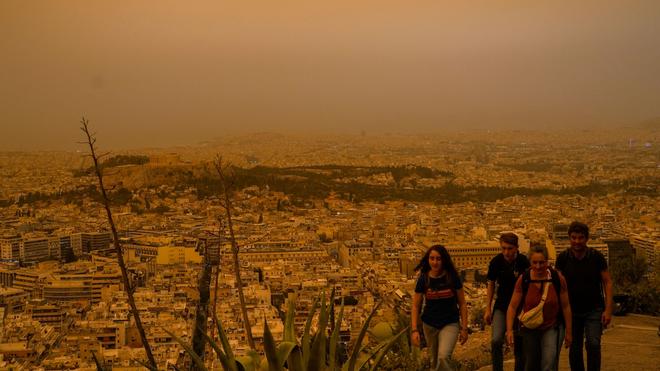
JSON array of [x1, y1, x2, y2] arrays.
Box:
[[0, 1, 658, 370], [2, 1, 660, 149]]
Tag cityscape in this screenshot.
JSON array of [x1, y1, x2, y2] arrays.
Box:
[[0, 127, 657, 369], [2, 1, 660, 370]]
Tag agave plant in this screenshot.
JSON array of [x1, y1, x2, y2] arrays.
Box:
[[173, 291, 408, 371]]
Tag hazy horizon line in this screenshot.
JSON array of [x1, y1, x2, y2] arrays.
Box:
[[1, 121, 658, 153]]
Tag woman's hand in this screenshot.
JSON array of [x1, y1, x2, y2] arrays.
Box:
[[411, 330, 421, 347], [459, 327, 468, 345], [483, 308, 492, 325], [564, 331, 572, 349], [506, 330, 514, 346]]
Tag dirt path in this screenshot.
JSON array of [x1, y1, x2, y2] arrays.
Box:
[[477, 313, 660, 371]]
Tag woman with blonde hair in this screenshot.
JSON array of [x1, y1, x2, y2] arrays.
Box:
[[506, 245, 572, 371]]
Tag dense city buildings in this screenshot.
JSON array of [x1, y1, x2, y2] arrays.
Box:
[[0, 129, 657, 369]]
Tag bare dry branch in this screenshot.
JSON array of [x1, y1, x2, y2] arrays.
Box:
[[212, 155, 255, 350], [80, 117, 158, 369]]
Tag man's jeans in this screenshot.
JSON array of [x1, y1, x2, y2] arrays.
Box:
[[521, 326, 559, 371], [491, 309, 524, 371], [423, 322, 460, 371], [570, 310, 603, 371]]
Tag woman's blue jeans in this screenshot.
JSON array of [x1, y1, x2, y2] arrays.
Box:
[[423, 322, 460, 371], [491, 309, 524, 371], [520, 326, 559, 371], [569, 310, 603, 371]]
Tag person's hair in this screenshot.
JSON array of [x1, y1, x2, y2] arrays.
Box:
[[568, 221, 589, 239], [499, 232, 519, 247], [414, 244, 459, 279], [528, 244, 549, 261]]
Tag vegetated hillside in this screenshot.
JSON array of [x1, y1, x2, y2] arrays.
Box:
[[100, 163, 649, 205], [14, 161, 655, 208], [102, 163, 209, 189], [72, 154, 150, 177]]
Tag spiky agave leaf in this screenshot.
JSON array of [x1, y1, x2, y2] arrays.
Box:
[[282, 293, 304, 370], [236, 356, 256, 371], [352, 332, 397, 371], [308, 292, 329, 370], [199, 329, 234, 371], [359, 327, 409, 371], [328, 297, 345, 371], [328, 287, 336, 334], [393, 307, 411, 355], [132, 358, 158, 371], [263, 318, 281, 371], [286, 343, 304, 371], [344, 301, 382, 371], [91, 350, 104, 371], [237, 350, 262, 371], [302, 297, 319, 368], [163, 328, 208, 371], [276, 342, 299, 368], [284, 293, 297, 342], [250, 350, 263, 371], [213, 312, 238, 371]]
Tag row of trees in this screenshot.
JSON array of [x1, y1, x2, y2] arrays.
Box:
[[16, 186, 133, 206], [610, 256, 660, 315], [183, 164, 643, 205], [12, 160, 656, 210]]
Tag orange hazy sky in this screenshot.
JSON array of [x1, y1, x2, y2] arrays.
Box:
[[1, 0, 659, 150]]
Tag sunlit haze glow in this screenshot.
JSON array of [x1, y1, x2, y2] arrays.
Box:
[[1, 0, 659, 150]]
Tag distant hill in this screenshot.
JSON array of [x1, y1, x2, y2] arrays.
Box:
[[100, 163, 651, 205], [73, 154, 150, 177], [636, 117, 660, 130]]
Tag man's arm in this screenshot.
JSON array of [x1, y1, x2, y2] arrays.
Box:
[[554, 252, 565, 273], [506, 277, 523, 346], [601, 269, 613, 327], [484, 280, 495, 325], [558, 273, 572, 349]]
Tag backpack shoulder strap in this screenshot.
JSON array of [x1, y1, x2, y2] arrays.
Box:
[[550, 267, 564, 322], [550, 268, 562, 301], [521, 268, 532, 293], [517, 268, 532, 314]]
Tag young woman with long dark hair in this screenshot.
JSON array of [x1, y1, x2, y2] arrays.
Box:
[[411, 245, 468, 370]]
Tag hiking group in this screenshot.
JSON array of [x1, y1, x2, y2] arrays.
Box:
[[411, 222, 613, 371]]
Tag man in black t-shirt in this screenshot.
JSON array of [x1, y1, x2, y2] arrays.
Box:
[[556, 222, 612, 371], [485, 232, 530, 371]]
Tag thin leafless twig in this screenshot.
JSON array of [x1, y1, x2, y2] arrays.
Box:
[[80, 117, 158, 369], [213, 155, 255, 350]]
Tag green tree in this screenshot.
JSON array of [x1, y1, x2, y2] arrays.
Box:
[[611, 256, 647, 288]]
